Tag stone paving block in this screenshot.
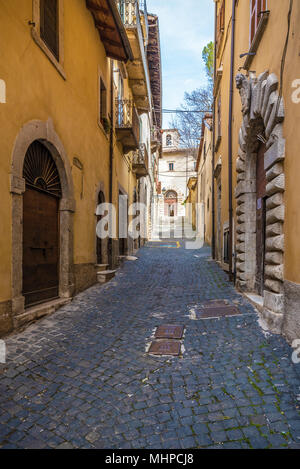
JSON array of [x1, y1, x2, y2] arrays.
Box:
[[0, 242, 299, 449]]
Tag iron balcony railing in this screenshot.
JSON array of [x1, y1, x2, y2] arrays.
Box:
[[115, 98, 138, 128], [117, 0, 148, 41], [117, 0, 140, 27], [116, 0, 151, 110], [115, 98, 140, 145]]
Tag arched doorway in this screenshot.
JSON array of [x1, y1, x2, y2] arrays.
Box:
[[11, 119, 75, 320], [96, 191, 105, 264], [235, 72, 286, 332], [22, 141, 62, 307], [164, 190, 178, 217]]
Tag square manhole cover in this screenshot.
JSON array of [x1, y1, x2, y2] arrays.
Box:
[[198, 305, 240, 319], [201, 300, 230, 308], [148, 341, 181, 356], [155, 325, 184, 339]]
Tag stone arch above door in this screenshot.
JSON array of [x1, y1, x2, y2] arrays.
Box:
[[10, 119, 75, 321], [235, 72, 285, 333]]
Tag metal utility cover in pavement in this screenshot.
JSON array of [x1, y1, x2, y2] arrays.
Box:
[[201, 300, 230, 308], [198, 302, 240, 319], [148, 341, 181, 356], [155, 325, 184, 339]]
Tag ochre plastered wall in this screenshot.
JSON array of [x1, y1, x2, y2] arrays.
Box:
[[0, 0, 138, 312], [214, 0, 300, 285], [232, 0, 300, 285]]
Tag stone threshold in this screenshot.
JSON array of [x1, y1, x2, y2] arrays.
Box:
[[244, 293, 264, 313], [13, 297, 72, 331]]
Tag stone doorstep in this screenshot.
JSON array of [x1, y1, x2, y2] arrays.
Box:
[[243, 292, 283, 334], [13, 297, 72, 330], [244, 293, 264, 313], [97, 270, 117, 284], [94, 264, 109, 272]]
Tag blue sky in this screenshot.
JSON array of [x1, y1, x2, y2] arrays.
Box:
[[147, 0, 214, 127]]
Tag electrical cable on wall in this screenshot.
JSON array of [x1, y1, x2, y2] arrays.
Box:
[[276, 0, 293, 116]]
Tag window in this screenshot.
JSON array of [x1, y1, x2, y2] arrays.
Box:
[[0, 79, 6, 104], [216, 0, 225, 55], [40, 0, 59, 60], [169, 163, 174, 171], [99, 78, 107, 126], [32, 0, 65, 78], [250, 0, 267, 45], [216, 94, 222, 148], [166, 134, 172, 146]]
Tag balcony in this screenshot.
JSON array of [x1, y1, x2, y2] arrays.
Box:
[[116, 0, 151, 112], [132, 143, 148, 178], [86, 0, 132, 62], [151, 127, 161, 151], [115, 98, 140, 152]]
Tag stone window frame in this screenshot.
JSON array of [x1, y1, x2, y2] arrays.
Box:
[[31, 0, 66, 80], [10, 119, 75, 322], [0, 79, 6, 104]]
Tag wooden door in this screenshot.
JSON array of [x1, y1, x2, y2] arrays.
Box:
[[256, 142, 267, 296], [23, 188, 59, 306], [22, 140, 62, 307], [217, 182, 222, 261], [97, 191, 105, 264], [119, 191, 128, 256]]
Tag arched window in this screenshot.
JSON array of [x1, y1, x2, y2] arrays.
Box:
[[164, 190, 178, 217], [165, 190, 177, 200], [166, 134, 172, 146]]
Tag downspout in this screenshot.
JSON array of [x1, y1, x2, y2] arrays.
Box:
[[109, 59, 114, 268], [228, 0, 236, 282], [211, 1, 217, 260]]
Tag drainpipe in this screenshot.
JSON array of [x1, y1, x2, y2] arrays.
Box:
[[108, 59, 114, 268], [228, 0, 236, 281], [211, 1, 217, 260]]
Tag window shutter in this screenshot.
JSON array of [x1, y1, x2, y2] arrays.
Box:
[[250, 0, 267, 45], [40, 0, 59, 60], [217, 95, 221, 139], [216, 0, 225, 54]]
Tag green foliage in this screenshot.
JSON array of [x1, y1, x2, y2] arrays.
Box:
[[171, 41, 214, 149], [202, 41, 214, 81]]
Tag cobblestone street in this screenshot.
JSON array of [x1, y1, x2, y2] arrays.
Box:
[[0, 242, 300, 449]]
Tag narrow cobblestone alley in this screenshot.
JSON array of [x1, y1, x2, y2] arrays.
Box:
[[1, 243, 300, 449]]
